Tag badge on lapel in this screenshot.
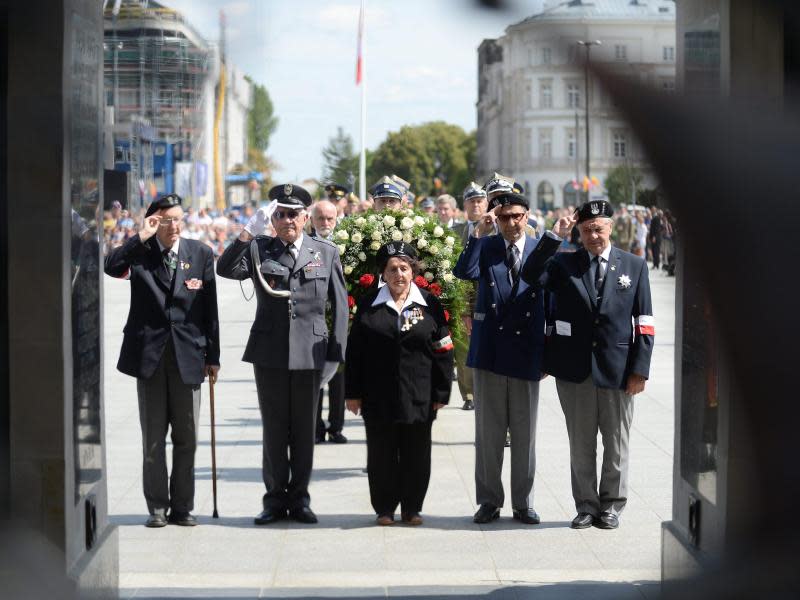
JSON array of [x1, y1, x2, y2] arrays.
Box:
[[617, 274, 631, 289], [180, 261, 191, 270], [185, 278, 203, 291]]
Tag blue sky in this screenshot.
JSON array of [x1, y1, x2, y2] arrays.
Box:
[[162, 0, 537, 183]]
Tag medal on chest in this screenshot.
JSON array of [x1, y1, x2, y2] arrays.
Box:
[[400, 307, 425, 331]]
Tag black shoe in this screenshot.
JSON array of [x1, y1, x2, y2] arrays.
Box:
[[289, 506, 318, 524], [512, 508, 541, 525], [315, 433, 326, 444], [594, 511, 619, 529], [462, 399, 474, 411], [254, 507, 285, 525], [570, 512, 595, 529], [328, 431, 348, 444], [473, 504, 500, 524], [168, 511, 197, 526], [145, 512, 167, 528]]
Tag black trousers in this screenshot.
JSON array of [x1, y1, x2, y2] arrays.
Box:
[[651, 238, 662, 268], [253, 366, 320, 511], [365, 419, 433, 516], [136, 339, 201, 514], [317, 370, 345, 436]]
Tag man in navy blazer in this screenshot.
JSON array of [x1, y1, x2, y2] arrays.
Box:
[[454, 191, 545, 526], [105, 194, 220, 528], [521, 200, 654, 530]]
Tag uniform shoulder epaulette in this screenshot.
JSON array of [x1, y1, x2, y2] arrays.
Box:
[[312, 236, 338, 249]]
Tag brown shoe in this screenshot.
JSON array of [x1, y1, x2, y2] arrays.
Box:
[[402, 513, 423, 526], [376, 514, 395, 526]]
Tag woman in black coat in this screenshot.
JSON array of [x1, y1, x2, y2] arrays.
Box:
[[345, 242, 454, 526]]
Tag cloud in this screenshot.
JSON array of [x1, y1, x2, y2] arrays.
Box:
[[222, 1, 251, 18]]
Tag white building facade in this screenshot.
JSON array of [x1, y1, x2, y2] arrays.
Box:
[[477, 0, 676, 209]]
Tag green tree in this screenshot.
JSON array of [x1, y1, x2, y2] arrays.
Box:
[[245, 77, 278, 153], [604, 163, 644, 207], [321, 127, 359, 187], [367, 122, 476, 200]]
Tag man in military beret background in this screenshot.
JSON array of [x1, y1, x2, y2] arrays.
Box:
[[105, 193, 220, 528], [216, 183, 349, 525], [521, 200, 654, 530], [454, 191, 546, 526], [371, 177, 405, 211]]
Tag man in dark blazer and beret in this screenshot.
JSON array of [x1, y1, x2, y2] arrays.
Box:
[[521, 200, 654, 530], [454, 191, 546, 526], [216, 183, 348, 525], [105, 193, 220, 528]]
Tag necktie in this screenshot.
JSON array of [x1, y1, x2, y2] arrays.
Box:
[[507, 244, 520, 285], [286, 243, 298, 269], [594, 255, 605, 297], [163, 248, 176, 280]]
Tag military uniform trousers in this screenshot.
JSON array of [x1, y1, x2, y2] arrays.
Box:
[[555, 377, 634, 517], [254, 366, 321, 511], [317, 370, 345, 436], [137, 338, 201, 515], [473, 368, 539, 510], [365, 419, 433, 517]]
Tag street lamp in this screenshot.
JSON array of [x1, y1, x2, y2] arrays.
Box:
[[577, 39, 601, 199]]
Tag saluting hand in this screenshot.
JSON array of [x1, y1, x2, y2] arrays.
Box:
[[139, 215, 160, 242], [475, 208, 497, 238], [552, 214, 577, 239]]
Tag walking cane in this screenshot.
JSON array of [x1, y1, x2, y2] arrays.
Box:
[[209, 370, 219, 518]]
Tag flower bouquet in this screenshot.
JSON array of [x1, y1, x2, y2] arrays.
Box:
[[332, 207, 469, 345]]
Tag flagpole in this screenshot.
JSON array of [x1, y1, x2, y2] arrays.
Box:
[[358, 0, 367, 202]]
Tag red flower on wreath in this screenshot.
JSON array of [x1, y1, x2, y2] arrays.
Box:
[[429, 283, 442, 297], [414, 275, 429, 288], [347, 295, 356, 308], [444, 310, 450, 322], [358, 274, 375, 288]]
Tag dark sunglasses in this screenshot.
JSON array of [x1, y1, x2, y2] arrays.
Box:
[[273, 209, 303, 220], [496, 212, 526, 223]]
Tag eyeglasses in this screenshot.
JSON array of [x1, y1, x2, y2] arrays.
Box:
[[273, 210, 304, 221], [496, 212, 527, 223], [158, 217, 181, 227]]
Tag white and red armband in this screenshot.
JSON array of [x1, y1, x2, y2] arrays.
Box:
[[635, 315, 655, 336], [432, 335, 454, 353]]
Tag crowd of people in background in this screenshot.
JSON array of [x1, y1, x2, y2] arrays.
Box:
[[102, 192, 676, 275]]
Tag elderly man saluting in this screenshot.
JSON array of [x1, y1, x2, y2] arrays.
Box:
[[217, 184, 348, 525], [521, 200, 654, 530], [454, 190, 546, 526]]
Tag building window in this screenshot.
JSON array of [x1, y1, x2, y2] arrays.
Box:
[[563, 181, 579, 207], [542, 46, 552, 65], [540, 80, 552, 108], [613, 132, 627, 158], [539, 129, 552, 159], [567, 83, 581, 108], [614, 44, 628, 61], [525, 81, 532, 109], [537, 181, 555, 209], [567, 131, 577, 159], [663, 46, 675, 61], [567, 45, 578, 64]]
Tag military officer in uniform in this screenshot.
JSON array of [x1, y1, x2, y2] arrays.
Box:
[[105, 193, 220, 528], [216, 184, 348, 525], [520, 200, 654, 530], [451, 182, 490, 411], [372, 177, 405, 211], [453, 191, 546, 526]]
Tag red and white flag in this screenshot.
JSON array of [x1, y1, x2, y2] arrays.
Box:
[[355, 1, 364, 85]]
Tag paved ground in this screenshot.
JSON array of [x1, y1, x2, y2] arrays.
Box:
[[105, 264, 675, 600]]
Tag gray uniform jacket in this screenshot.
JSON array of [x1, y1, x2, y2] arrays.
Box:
[[216, 235, 348, 370]]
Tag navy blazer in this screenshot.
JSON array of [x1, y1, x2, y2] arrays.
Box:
[[453, 233, 545, 381], [104, 235, 220, 385], [521, 234, 654, 390]]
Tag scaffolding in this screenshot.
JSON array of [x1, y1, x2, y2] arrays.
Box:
[[103, 0, 212, 209]]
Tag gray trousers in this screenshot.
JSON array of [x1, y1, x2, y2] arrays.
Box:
[[137, 340, 201, 515], [473, 368, 540, 510], [254, 366, 321, 511], [555, 377, 634, 517]]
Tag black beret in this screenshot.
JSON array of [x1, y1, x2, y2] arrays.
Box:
[[576, 200, 614, 223], [376, 241, 418, 273], [324, 183, 349, 198], [488, 192, 529, 211], [145, 193, 182, 218], [269, 183, 312, 208]]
